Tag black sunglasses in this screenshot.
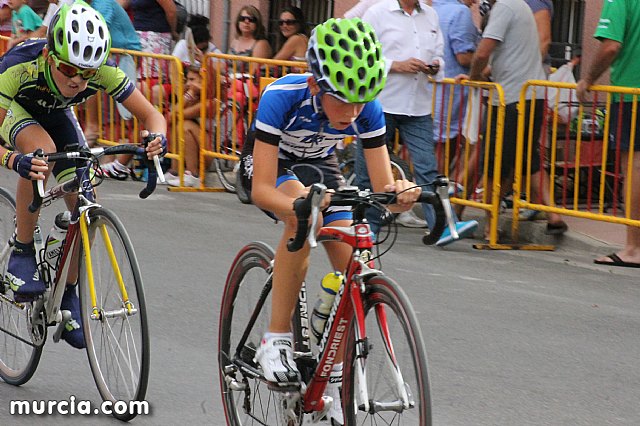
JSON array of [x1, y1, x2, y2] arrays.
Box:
[[278, 19, 298, 26], [238, 15, 258, 23]]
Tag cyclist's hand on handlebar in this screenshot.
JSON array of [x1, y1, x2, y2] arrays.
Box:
[[11, 152, 47, 180], [140, 130, 167, 158], [384, 179, 421, 211]]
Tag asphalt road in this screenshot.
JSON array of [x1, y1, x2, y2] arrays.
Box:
[[0, 173, 638, 425]]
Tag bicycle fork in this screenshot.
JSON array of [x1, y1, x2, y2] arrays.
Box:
[[78, 209, 136, 321], [351, 271, 413, 415]]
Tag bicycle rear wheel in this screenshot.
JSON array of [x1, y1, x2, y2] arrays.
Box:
[[343, 275, 431, 425], [0, 187, 43, 385], [219, 242, 303, 425], [78, 207, 149, 421]]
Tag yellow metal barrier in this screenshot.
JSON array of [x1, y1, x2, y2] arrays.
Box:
[[431, 78, 506, 247], [513, 80, 640, 244], [195, 53, 307, 192]]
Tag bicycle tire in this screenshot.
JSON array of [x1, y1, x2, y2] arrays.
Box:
[[343, 275, 431, 425], [344, 159, 408, 187], [78, 207, 149, 422], [219, 242, 304, 425], [0, 187, 43, 385]]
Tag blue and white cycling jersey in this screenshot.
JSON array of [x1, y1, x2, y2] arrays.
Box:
[[254, 73, 387, 159]]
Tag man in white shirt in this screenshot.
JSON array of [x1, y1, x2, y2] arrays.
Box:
[[357, 0, 479, 245]]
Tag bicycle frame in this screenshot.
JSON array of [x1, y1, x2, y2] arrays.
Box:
[[300, 217, 411, 414]]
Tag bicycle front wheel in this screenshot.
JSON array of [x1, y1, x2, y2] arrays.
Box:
[[219, 242, 303, 425], [0, 187, 43, 385], [343, 275, 431, 425], [78, 207, 149, 421]]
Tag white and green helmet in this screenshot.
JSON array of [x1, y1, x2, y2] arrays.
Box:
[[307, 18, 386, 103], [47, 1, 111, 69]]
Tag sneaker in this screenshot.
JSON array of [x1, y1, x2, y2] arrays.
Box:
[[167, 171, 200, 188], [98, 161, 129, 180], [396, 211, 427, 228], [157, 171, 177, 185], [325, 367, 344, 425], [435, 220, 479, 247], [60, 285, 85, 349], [6, 241, 45, 302], [254, 333, 301, 386]]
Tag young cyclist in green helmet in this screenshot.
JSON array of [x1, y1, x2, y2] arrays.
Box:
[[240, 17, 421, 424], [0, 1, 166, 348]]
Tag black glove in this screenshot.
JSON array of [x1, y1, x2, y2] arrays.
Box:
[[12, 153, 38, 179]]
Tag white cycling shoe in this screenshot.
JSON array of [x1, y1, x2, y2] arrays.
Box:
[[254, 333, 301, 387]]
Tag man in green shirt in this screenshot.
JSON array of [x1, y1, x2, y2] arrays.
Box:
[[577, 0, 640, 268]]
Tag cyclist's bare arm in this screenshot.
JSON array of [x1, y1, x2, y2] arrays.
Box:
[[0, 108, 48, 180], [251, 138, 324, 218], [121, 89, 167, 158], [362, 144, 420, 211]]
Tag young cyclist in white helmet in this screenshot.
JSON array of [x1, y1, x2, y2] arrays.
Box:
[[0, 1, 166, 348], [239, 17, 421, 424]]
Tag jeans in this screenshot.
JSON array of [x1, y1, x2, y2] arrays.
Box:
[[355, 113, 439, 232]]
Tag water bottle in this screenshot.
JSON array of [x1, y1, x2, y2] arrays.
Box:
[[310, 272, 343, 345], [44, 211, 70, 270]]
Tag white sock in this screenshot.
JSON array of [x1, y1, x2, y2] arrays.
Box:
[[264, 331, 293, 340]]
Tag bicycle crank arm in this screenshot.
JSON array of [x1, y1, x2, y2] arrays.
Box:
[[52, 309, 72, 343]]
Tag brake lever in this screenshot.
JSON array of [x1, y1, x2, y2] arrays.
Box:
[[307, 185, 326, 249], [434, 176, 458, 239]]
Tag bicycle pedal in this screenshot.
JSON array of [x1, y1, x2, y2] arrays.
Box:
[[52, 309, 72, 343], [311, 395, 333, 424]]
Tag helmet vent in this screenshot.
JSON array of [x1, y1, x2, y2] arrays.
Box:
[[324, 34, 335, 47], [367, 54, 375, 67], [358, 67, 365, 80], [331, 49, 340, 63], [318, 48, 325, 61], [344, 55, 353, 69], [71, 40, 80, 56], [336, 71, 344, 85], [86, 20, 94, 34], [356, 21, 365, 32], [347, 78, 355, 92], [354, 45, 362, 60], [363, 38, 371, 51], [71, 19, 79, 33], [94, 47, 103, 62], [55, 28, 64, 46], [347, 29, 357, 42], [83, 46, 93, 61]]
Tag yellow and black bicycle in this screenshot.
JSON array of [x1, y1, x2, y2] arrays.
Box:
[[0, 140, 162, 421]]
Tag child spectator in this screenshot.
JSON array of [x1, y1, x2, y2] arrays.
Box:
[[162, 65, 213, 187], [8, 0, 42, 43]]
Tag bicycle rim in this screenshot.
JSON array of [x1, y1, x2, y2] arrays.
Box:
[[343, 275, 431, 425], [78, 207, 149, 421], [0, 188, 42, 385], [219, 242, 303, 425]]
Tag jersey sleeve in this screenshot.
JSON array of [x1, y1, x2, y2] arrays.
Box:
[[357, 99, 386, 149], [254, 85, 291, 146], [0, 61, 29, 110], [92, 62, 135, 103]]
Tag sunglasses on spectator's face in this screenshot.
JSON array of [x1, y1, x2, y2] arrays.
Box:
[[238, 15, 258, 23], [50, 54, 98, 80], [278, 19, 298, 26]]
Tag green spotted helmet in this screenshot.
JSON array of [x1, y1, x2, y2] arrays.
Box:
[[307, 18, 386, 103], [47, 1, 111, 69]]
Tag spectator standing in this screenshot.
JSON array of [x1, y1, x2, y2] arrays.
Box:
[[8, 0, 42, 43], [344, 0, 382, 18], [432, 0, 480, 204], [358, 0, 479, 245], [466, 0, 566, 239], [524, 0, 552, 74], [83, 0, 141, 147], [229, 5, 272, 59], [577, 1, 640, 267], [272, 6, 308, 61]]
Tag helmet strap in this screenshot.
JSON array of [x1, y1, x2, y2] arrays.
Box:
[[43, 55, 63, 97]]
